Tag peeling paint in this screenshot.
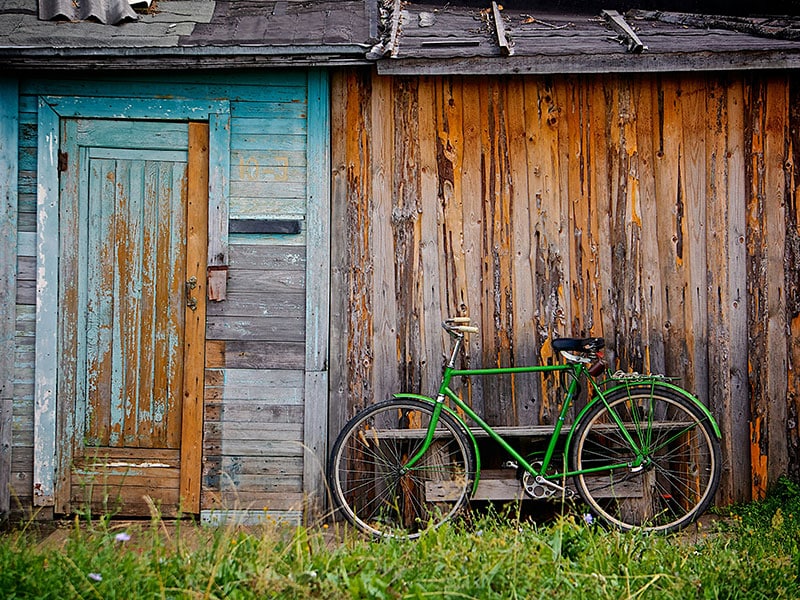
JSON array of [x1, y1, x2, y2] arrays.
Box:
[[102, 462, 171, 468]]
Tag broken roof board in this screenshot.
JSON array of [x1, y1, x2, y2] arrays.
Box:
[[375, 4, 800, 74]]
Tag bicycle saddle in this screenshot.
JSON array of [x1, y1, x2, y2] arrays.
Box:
[[551, 337, 605, 353]]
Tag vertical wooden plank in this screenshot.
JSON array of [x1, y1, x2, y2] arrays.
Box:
[[305, 70, 331, 374], [165, 160, 188, 449], [635, 77, 666, 376], [207, 106, 231, 285], [725, 79, 751, 503], [614, 76, 646, 372], [460, 78, 486, 417], [417, 77, 444, 397], [763, 77, 789, 486], [85, 156, 116, 448], [327, 71, 353, 445], [372, 75, 400, 405], [508, 76, 539, 427], [745, 75, 791, 498], [151, 161, 180, 447], [136, 160, 160, 445], [122, 159, 144, 446], [680, 75, 710, 403], [653, 78, 689, 382], [588, 77, 616, 365], [54, 120, 80, 513], [180, 121, 209, 514], [0, 78, 19, 515], [34, 99, 60, 507], [434, 76, 475, 414], [392, 77, 423, 395], [526, 76, 564, 424], [480, 78, 515, 426], [560, 77, 581, 342], [437, 77, 466, 320], [788, 73, 800, 485], [746, 76, 769, 499], [334, 70, 375, 426], [705, 76, 735, 503], [114, 160, 141, 446], [565, 78, 590, 338], [304, 70, 330, 511]]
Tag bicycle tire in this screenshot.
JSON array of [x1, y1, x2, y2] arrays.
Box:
[[571, 384, 721, 533], [328, 399, 475, 538]]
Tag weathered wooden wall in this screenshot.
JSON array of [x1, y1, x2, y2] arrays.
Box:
[[329, 69, 800, 505]]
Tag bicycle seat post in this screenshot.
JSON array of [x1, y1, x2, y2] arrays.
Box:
[[447, 331, 464, 369], [442, 317, 478, 369]]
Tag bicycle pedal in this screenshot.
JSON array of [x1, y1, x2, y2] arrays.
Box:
[[502, 461, 519, 470]]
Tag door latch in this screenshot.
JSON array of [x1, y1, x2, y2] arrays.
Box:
[[185, 276, 198, 311]]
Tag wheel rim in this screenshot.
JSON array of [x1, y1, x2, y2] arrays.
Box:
[[573, 390, 719, 532], [331, 401, 473, 538]]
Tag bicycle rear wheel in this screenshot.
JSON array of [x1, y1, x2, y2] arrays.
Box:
[[571, 384, 721, 533], [328, 399, 475, 538]]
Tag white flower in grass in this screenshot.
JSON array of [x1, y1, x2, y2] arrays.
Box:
[[115, 532, 131, 542], [583, 513, 594, 525], [88, 573, 103, 582]]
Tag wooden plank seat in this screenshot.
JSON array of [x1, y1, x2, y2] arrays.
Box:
[[427, 470, 646, 502]]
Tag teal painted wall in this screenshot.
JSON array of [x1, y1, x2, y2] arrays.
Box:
[[9, 71, 329, 519]]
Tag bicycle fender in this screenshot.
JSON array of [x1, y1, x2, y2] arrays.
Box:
[[606, 379, 721, 438], [391, 392, 482, 494], [566, 379, 721, 454]]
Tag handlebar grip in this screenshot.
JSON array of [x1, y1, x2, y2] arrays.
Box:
[[447, 317, 472, 324], [459, 326, 480, 334]]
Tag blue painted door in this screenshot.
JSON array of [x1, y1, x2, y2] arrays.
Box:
[[56, 119, 207, 516]]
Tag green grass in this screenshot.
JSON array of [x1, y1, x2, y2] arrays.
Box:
[[2, 481, 799, 599]]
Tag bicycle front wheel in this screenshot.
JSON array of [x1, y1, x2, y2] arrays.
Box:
[[571, 384, 721, 533], [328, 399, 475, 538]]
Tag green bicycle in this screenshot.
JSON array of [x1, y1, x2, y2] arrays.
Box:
[[328, 317, 722, 538]]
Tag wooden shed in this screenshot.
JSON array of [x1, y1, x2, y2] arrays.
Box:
[[1, 0, 800, 523], [0, 0, 371, 523], [326, 1, 800, 507]]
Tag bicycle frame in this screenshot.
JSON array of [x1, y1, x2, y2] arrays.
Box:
[[399, 330, 716, 495]]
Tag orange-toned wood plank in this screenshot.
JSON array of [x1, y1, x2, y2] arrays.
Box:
[[179, 121, 209, 514]]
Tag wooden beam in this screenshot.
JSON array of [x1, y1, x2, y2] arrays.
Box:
[[207, 109, 231, 300], [180, 121, 210, 514], [303, 70, 331, 515], [0, 78, 18, 516], [33, 100, 60, 508], [492, 2, 514, 57], [602, 10, 647, 54]]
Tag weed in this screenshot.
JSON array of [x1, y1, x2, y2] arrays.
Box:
[[1, 482, 799, 598]]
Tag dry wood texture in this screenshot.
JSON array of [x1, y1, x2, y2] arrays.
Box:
[[330, 70, 800, 504]]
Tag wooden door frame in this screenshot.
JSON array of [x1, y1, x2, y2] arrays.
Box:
[[34, 97, 230, 513]]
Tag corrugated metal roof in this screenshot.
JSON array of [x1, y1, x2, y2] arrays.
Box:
[[38, 0, 139, 25]]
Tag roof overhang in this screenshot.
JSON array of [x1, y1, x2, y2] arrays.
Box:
[[0, 44, 372, 70], [376, 50, 800, 76]]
